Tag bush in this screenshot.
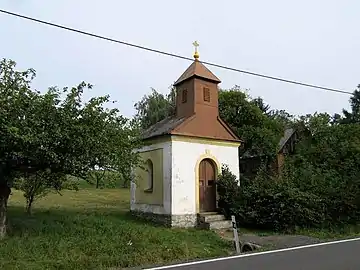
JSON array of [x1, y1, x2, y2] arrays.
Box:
[[217, 165, 326, 232], [283, 159, 360, 226], [217, 165, 240, 218]]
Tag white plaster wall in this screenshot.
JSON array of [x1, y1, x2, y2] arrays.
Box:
[[130, 140, 172, 215], [171, 140, 240, 215]]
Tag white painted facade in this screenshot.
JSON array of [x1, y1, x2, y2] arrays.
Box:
[[171, 139, 240, 215], [131, 137, 240, 218]]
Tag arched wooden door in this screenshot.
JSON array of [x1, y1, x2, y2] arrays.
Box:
[[199, 158, 217, 212]]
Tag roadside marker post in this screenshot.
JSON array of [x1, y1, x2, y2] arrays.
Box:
[[231, 215, 241, 254]]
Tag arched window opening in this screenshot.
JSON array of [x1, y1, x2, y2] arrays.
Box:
[[145, 159, 153, 192]]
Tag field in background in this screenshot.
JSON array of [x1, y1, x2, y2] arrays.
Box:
[[70, 171, 128, 189], [0, 188, 231, 270]]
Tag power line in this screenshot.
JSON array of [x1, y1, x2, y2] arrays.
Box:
[[0, 9, 353, 95]]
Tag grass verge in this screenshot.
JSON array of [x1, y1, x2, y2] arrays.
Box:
[[230, 226, 360, 241], [294, 225, 360, 240], [1, 189, 231, 270]]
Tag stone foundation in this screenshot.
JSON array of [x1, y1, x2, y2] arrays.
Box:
[[130, 211, 197, 228], [130, 210, 172, 226], [171, 214, 197, 228]]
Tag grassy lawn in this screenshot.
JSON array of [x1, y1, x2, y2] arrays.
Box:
[[0, 189, 232, 270]]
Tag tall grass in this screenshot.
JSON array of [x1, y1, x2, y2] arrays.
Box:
[[1, 189, 231, 269]]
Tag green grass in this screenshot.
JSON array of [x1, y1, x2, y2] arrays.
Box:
[[295, 226, 360, 240], [1, 189, 232, 270], [232, 226, 360, 241]]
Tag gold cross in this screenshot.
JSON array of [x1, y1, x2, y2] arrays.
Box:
[[192, 40, 200, 59]]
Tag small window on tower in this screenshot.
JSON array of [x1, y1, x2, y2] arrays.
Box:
[[182, 89, 188, 103], [203, 87, 210, 102]]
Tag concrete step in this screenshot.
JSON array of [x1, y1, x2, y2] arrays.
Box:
[[199, 214, 226, 223], [199, 220, 232, 230]]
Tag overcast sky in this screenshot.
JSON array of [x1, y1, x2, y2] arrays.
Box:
[[1, 0, 359, 118]]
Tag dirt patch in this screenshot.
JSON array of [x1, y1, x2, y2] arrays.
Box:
[[217, 229, 322, 250]]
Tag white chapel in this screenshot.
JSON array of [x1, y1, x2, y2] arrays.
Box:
[[130, 44, 241, 228]]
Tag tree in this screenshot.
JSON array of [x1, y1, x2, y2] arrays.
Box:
[[268, 109, 295, 128], [13, 171, 78, 214], [284, 110, 360, 224], [134, 86, 175, 130], [218, 86, 284, 157], [85, 169, 124, 189], [251, 96, 271, 115], [219, 93, 360, 230], [87, 168, 106, 189], [0, 58, 141, 237], [251, 96, 295, 129], [297, 112, 333, 135], [341, 85, 360, 124]]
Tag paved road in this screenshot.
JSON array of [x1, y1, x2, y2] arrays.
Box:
[[148, 238, 360, 270]]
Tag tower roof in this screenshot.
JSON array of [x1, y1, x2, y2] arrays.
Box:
[[173, 60, 221, 86], [141, 42, 241, 143]]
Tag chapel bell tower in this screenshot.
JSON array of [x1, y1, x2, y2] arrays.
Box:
[[173, 41, 222, 120]]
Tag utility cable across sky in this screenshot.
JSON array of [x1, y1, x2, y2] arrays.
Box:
[[0, 9, 353, 95]]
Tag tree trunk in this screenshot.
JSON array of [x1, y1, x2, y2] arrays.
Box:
[[95, 170, 106, 189], [122, 178, 129, 188], [26, 196, 34, 215], [96, 176, 100, 189], [0, 184, 11, 239]]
